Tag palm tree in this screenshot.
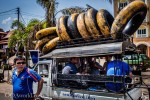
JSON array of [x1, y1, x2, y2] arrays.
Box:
[[8, 20, 26, 55], [61, 6, 86, 15], [26, 18, 46, 50], [11, 20, 25, 30], [8, 19, 45, 54], [36, 0, 58, 27]]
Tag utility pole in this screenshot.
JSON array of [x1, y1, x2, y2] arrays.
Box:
[[17, 7, 20, 29]]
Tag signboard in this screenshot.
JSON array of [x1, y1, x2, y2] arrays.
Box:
[[29, 50, 39, 64]]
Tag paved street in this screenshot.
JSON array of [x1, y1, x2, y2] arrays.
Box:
[[0, 70, 12, 100]]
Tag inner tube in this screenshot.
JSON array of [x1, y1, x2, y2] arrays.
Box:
[[85, 8, 102, 39], [96, 9, 114, 38], [111, 1, 147, 39], [36, 27, 57, 40], [42, 37, 59, 54], [56, 16, 71, 41], [35, 37, 50, 51], [77, 13, 91, 41], [67, 13, 82, 40]]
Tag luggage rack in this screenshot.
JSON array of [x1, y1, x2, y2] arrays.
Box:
[[56, 36, 125, 49]]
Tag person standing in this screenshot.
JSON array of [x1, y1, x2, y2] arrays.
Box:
[[12, 55, 44, 100], [62, 57, 79, 74]]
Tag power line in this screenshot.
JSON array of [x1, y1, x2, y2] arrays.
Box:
[[20, 13, 26, 25], [0, 8, 16, 15], [0, 13, 16, 17], [21, 11, 45, 18]]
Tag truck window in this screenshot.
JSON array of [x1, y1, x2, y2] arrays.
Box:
[[39, 64, 49, 77]]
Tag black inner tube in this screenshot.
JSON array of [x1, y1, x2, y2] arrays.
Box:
[[122, 8, 147, 36]]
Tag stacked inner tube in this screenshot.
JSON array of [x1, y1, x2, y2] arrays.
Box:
[[56, 8, 114, 42], [56, 0, 147, 42], [35, 27, 59, 54], [35, 1, 147, 55]]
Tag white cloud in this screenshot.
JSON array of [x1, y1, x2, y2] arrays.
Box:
[[2, 17, 12, 24], [13, 18, 17, 21]]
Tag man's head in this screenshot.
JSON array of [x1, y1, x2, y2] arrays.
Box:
[[105, 55, 112, 62], [14, 55, 26, 72], [70, 57, 79, 64]]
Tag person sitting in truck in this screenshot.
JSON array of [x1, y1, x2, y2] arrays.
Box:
[[89, 57, 103, 75], [106, 55, 132, 92], [62, 57, 79, 74], [103, 55, 112, 73]]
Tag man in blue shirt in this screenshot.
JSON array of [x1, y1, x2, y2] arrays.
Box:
[[62, 57, 79, 74], [106, 55, 132, 92], [12, 55, 44, 100]]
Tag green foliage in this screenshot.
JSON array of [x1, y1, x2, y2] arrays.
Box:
[[11, 20, 25, 30], [61, 6, 86, 15], [36, 0, 58, 26]]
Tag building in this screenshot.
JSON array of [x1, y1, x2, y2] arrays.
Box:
[[112, 0, 150, 57], [0, 29, 14, 65], [0, 28, 8, 65]]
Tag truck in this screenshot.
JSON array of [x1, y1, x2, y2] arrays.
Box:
[[33, 39, 148, 100]]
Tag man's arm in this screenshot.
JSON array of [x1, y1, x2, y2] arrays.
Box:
[[94, 62, 104, 71], [35, 78, 44, 98], [62, 66, 71, 74]]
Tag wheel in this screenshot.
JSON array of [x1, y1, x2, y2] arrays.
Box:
[[111, 1, 147, 39]]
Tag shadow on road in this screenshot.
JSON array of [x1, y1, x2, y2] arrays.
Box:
[[0, 93, 12, 100]]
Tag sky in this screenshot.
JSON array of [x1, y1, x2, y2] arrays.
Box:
[[0, 0, 113, 32]]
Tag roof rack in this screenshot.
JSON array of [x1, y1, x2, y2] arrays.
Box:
[[56, 36, 126, 49]]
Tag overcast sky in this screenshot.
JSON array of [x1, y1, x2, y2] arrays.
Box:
[[0, 0, 113, 32]]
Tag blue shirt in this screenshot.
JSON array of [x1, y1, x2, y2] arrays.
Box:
[[12, 67, 41, 100], [63, 62, 78, 74], [106, 60, 132, 92]]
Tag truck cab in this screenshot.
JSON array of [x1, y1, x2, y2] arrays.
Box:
[[33, 59, 53, 100], [33, 40, 146, 100]]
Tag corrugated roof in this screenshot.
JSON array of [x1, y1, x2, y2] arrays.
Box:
[[0, 40, 8, 44], [0, 32, 7, 35], [2, 31, 13, 39]]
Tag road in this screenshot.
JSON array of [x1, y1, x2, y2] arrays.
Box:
[[0, 70, 12, 100], [0, 93, 12, 100]]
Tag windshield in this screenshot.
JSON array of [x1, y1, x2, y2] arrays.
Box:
[[39, 64, 49, 77]]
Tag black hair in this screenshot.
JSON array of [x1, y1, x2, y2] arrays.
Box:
[[14, 55, 26, 63]]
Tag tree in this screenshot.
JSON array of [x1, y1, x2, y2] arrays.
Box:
[[8, 20, 26, 55], [36, 0, 58, 27], [11, 20, 25, 30], [8, 19, 45, 55], [61, 6, 86, 15]]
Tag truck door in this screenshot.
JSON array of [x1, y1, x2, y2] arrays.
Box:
[[33, 63, 50, 99]]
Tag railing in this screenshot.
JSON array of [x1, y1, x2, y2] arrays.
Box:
[[56, 35, 126, 49]]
